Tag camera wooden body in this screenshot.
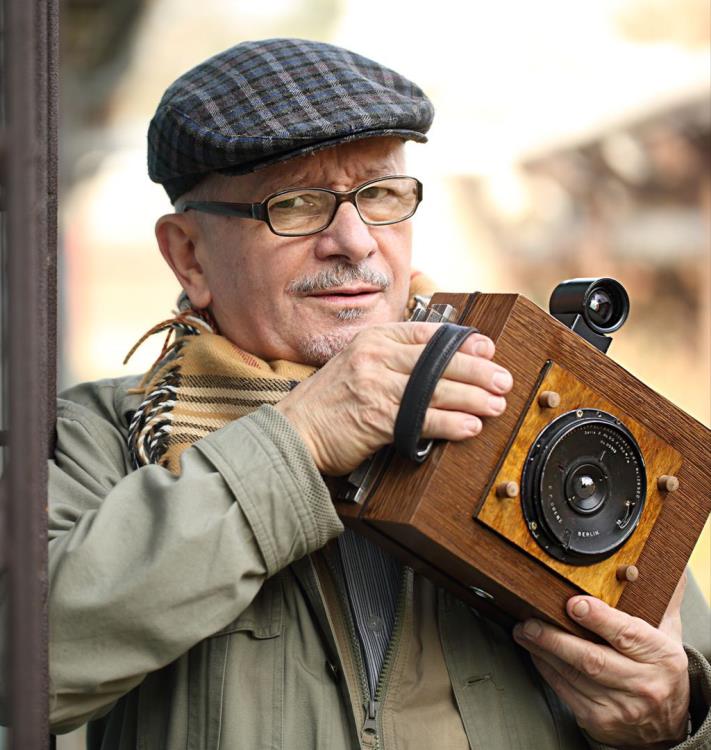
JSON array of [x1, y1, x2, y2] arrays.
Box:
[[332, 291, 711, 637]]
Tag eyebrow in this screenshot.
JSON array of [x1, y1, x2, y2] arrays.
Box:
[[260, 166, 403, 196]]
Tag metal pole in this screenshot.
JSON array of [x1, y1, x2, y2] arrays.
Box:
[[4, 0, 57, 743]]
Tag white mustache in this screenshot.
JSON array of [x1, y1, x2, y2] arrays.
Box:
[[287, 263, 391, 295]]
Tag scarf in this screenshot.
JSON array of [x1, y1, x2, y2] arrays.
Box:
[[127, 272, 435, 474]]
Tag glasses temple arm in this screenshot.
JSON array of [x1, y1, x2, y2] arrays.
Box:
[[174, 200, 258, 219]]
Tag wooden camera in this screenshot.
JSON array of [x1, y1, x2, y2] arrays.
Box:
[[331, 280, 711, 637]]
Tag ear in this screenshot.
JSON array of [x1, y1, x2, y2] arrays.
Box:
[[155, 213, 212, 309]]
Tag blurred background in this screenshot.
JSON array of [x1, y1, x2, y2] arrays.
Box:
[[55, 0, 709, 744]]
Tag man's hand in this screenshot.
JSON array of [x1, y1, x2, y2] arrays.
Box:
[[513, 575, 690, 749], [274, 321, 512, 475]]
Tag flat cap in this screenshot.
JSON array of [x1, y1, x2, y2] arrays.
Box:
[[148, 38, 434, 202]]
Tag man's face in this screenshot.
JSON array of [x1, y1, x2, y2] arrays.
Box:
[[187, 137, 413, 365]]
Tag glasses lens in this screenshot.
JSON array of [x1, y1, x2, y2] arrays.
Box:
[[267, 189, 335, 235], [356, 177, 419, 225]]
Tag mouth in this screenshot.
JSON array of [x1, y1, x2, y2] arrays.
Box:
[[305, 286, 383, 302]]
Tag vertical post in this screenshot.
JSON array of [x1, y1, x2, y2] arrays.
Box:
[[3, 0, 57, 744]]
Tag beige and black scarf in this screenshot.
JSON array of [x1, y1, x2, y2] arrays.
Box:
[[126, 273, 435, 474]]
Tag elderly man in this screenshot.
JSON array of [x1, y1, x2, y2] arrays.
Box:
[[49, 39, 709, 748]]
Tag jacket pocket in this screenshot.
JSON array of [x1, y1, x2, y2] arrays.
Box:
[[187, 574, 285, 750], [210, 573, 283, 640]]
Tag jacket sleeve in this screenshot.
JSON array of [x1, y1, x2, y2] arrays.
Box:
[[48, 394, 343, 733]]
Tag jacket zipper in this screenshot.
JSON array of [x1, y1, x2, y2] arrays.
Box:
[[359, 566, 411, 749], [361, 698, 381, 748], [322, 552, 371, 700], [323, 549, 411, 750]]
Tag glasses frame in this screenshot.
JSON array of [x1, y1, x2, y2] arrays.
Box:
[[175, 175, 423, 237]]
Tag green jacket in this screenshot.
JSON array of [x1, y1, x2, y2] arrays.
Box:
[[47, 377, 711, 749]]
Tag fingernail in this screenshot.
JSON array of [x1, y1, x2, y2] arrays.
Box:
[[464, 417, 482, 435], [488, 395, 506, 414], [572, 600, 589, 618], [523, 620, 542, 640], [492, 371, 512, 392], [475, 341, 490, 356]]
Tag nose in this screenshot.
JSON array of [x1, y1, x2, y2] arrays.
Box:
[[312, 201, 378, 264]]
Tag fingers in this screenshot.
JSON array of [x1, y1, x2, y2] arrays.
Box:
[[565, 597, 673, 662], [379, 322, 496, 363], [420, 408, 484, 442], [529, 653, 608, 710], [429, 378, 508, 418], [397, 345, 511, 396], [527, 655, 630, 744], [513, 618, 640, 690], [378, 326, 511, 396], [441, 350, 512, 392], [381, 321, 487, 349], [373, 322, 512, 440], [455, 331, 496, 360]]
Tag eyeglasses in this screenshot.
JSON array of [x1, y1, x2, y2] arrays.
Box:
[[175, 175, 423, 237]]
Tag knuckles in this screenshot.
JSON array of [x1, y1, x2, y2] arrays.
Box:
[[591, 714, 617, 738], [579, 647, 606, 678], [618, 700, 645, 726], [610, 617, 647, 654], [634, 678, 670, 709], [345, 334, 384, 370]]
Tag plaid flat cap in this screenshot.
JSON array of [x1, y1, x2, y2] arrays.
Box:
[[148, 38, 434, 202]]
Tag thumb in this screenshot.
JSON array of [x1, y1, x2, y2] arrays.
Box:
[[659, 571, 687, 642]]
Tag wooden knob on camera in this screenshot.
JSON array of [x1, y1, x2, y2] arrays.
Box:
[[496, 481, 519, 498], [616, 565, 639, 582], [538, 390, 561, 408], [657, 475, 679, 493]]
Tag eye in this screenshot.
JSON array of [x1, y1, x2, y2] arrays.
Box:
[[359, 186, 391, 201], [271, 195, 307, 211]]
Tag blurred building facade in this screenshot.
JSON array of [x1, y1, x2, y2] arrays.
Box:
[[56, 1, 710, 744]]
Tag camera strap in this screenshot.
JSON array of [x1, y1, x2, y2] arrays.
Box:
[[394, 323, 478, 463]]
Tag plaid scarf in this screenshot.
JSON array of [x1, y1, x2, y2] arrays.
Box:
[[127, 272, 435, 474]]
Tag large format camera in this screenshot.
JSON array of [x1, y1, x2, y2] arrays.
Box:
[[332, 280, 710, 636]]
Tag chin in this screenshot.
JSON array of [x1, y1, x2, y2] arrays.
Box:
[[296, 320, 367, 366], [294, 301, 403, 366]]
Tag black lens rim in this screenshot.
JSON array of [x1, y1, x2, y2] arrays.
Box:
[[521, 408, 647, 565], [582, 279, 630, 334]]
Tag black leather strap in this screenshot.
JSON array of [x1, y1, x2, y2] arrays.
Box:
[[394, 323, 478, 462]]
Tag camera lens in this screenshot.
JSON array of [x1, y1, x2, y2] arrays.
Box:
[[586, 289, 614, 328], [520, 409, 646, 565]]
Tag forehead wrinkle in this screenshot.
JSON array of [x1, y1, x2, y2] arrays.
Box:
[[258, 160, 400, 194]]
